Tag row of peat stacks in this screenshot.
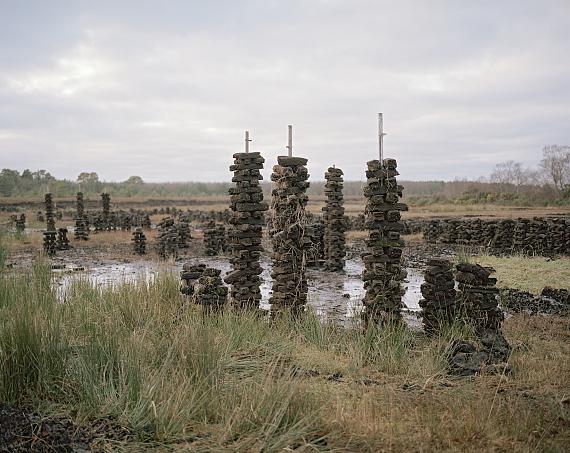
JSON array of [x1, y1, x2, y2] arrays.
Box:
[[74, 192, 89, 240], [132, 227, 147, 255], [203, 221, 227, 256], [362, 158, 408, 325], [180, 264, 228, 313], [269, 156, 310, 316], [223, 152, 268, 308], [43, 193, 57, 256], [425, 217, 570, 255], [323, 167, 346, 271]]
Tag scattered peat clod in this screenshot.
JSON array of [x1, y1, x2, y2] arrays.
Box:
[[501, 287, 570, 315], [361, 158, 408, 325], [224, 151, 268, 308], [269, 155, 311, 317]]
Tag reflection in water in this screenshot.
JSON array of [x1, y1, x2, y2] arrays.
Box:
[[56, 256, 424, 324]]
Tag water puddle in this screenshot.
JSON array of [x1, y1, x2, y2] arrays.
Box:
[[54, 256, 424, 325]]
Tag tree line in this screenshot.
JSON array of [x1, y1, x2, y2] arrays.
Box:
[[1, 145, 568, 206]]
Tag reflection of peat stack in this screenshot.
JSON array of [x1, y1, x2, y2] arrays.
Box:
[[269, 156, 310, 316], [181, 265, 228, 313], [156, 217, 178, 259], [361, 159, 408, 325], [224, 152, 268, 308], [203, 221, 226, 256], [132, 227, 147, 255], [15, 213, 25, 232], [74, 192, 89, 240], [419, 259, 457, 333], [56, 228, 70, 250], [323, 167, 346, 271], [456, 263, 502, 330]]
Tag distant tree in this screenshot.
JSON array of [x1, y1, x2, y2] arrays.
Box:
[[540, 145, 570, 192], [21, 169, 33, 180], [490, 160, 529, 192], [125, 175, 144, 185], [77, 172, 99, 184]]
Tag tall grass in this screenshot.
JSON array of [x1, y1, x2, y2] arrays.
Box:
[[0, 260, 567, 450]]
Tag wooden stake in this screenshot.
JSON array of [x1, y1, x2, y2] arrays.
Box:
[[287, 125, 293, 157], [245, 130, 251, 153], [378, 113, 386, 164]]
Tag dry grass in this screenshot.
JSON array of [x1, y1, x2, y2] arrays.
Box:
[[474, 255, 570, 293], [0, 250, 569, 451]]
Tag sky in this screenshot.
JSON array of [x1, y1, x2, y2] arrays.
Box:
[[1, 0, 569, 182]]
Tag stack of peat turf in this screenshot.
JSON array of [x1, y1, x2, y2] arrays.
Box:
[[203, 221, 226, 256], [224, 152, 268, 309], [36, 211, 44, 222], [15, 213, 25, 232], [191, 267, 228, 313], [424, 220, 442, 243], [306, 217, 325, 268], [361, 158, 408, 325], [156, 217, 179, 259], [56, 228, 70, 250], [455, 263, 502, 330], [43, 193, 57, 256], [177, 221, 192, 249], [491, 219, 515, 254], [74, 192, 89, 240], [132, 227, 147, 255], [323, 167, 346, 271], [101, 192, 111, 231], [180, 263, 206, 296], [419, 259, 457, 332], [269, 156, 311, 316]]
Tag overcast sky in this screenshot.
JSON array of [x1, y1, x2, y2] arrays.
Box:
[[1, 0, 568, 182]]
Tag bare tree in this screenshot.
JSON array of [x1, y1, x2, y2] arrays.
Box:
[[490, 160, 527, 192], [540, 145, 570, 192]]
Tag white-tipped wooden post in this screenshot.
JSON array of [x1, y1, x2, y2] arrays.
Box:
[[286, 125, 293, 157], [378, 113, 386, 164], [245, 130, 251, 153]]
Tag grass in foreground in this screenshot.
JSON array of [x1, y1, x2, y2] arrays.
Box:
[[0, 259, 569, 451]]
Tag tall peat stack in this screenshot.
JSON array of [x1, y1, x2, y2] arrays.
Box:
[[74, 192, 89, 240], [323, 166, 346, 271], [224, 152, 269, 308], [15, 213, 25, 233], [43, 193, 57, 256], [419, 259, 457, 332], [269, 156, 310, 316], [361, 159, 408, 325]]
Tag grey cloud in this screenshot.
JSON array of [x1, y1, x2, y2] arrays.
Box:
[[1, 0, 568, 182]]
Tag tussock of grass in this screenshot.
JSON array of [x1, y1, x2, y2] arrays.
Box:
[[0, 257, 569, 450]]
